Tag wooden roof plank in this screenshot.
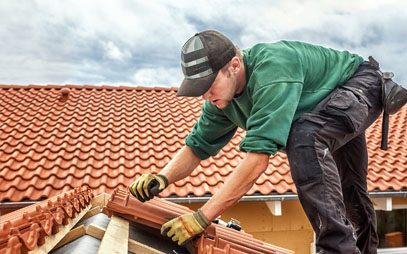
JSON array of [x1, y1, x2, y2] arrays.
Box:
[[87, 223, 165, 254], [51, 225, 86, 251], [87, 224, 106, 240], [91, 193, 112, 208], [79, 205, 102, 224], [98, 215, 129, 254], [128, 238, 166, 254]]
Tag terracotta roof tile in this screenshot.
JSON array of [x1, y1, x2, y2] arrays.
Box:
[[106, 188, 294, 254], [0, 85, 406, 202], [0, 187, 93, 254]]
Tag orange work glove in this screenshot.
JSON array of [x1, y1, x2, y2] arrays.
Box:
[[161, 209, 211, 246], [129, 174, 168, 202]]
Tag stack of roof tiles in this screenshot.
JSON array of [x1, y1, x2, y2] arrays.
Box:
[[0, 84, 406, 202], [0, 187, 93, 254]]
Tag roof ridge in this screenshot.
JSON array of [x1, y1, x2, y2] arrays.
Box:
[[0, 84, 179, 91]]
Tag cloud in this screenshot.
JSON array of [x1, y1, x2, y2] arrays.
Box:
[[131, 67, 182, 87], [233, 0, 407, 84], [0, 0, 406, 86], [102, 41, 132, 62]]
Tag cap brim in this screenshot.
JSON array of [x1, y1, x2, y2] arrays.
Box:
[[176, 71, 218, 97]]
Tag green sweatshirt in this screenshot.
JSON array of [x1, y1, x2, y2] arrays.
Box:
[[185, 40, 364, 159]]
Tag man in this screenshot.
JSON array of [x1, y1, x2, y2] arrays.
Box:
[[129, 30, 384, 253]]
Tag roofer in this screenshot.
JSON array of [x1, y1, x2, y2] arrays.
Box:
[[129, 30, 407, 253]]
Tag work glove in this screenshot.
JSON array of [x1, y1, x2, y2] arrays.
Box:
[[129, 174, 168, 202], [161, 209, 211, 246]]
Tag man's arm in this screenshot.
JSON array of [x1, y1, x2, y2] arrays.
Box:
[[129, 145, 201, 202], [200, 152, 269, 221], [159, 145, 201, 184], [160, 151, 269, 246]]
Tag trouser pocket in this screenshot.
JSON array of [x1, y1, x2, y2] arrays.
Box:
[[321, 89, 369, 133]]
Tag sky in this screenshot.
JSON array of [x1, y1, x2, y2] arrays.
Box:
[[0, 0, 406, 87]]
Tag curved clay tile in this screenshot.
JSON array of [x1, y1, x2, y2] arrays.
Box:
[[0, 85, 406, 202]]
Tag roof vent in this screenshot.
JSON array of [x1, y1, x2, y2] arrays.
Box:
[[60, 88, 70, 102]]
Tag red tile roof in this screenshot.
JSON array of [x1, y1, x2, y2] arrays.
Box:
[[0, 187, 93, 254], [0, 84, 406, 202], [106, 188, 294, 254]]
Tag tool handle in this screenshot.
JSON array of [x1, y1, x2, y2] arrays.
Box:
[[150, 183, 161, 196], [381, 113, 389, 150]]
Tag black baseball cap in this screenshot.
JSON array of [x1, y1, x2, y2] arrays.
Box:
[[177, 30, 236, 97]]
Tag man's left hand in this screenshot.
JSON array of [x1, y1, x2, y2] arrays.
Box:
[[161, 209, 211, 246]]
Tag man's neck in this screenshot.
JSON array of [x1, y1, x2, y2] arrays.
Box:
[[235, 62, 246, 95]]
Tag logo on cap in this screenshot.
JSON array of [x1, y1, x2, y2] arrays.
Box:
[[181, 36, 213, 79]]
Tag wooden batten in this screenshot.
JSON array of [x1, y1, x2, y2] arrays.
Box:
[[98, 215, 129, 254], [28, 204, 92, 254]]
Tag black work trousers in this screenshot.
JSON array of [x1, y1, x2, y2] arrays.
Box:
[[286, 61, 382, 254]]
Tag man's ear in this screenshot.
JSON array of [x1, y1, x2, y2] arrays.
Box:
[[230, 57, 241, 73]]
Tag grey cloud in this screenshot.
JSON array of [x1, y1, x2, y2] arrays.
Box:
[[0, 0, 406, 87]]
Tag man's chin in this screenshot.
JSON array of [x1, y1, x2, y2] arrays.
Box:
[[215, 101, 231, 109]]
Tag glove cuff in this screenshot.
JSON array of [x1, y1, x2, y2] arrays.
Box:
[[193, 209, 211, 228], [156, 174, 169, 188]]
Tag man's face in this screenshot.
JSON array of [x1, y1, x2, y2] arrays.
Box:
[[201, 69, 237, 109]]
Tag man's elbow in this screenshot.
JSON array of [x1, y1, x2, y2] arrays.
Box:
[[247, 152, 270, 172]]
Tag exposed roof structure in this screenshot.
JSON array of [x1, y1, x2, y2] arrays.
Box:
[[0, 187, 294, 254], [0, 84, 406, 203], [107, 188, 294, 254]]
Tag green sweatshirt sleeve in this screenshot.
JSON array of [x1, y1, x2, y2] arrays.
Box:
[[185, 100, 238, 160], [239, 82, 303, 155]]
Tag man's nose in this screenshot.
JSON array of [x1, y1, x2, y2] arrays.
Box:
[[202, 91, 211, 100]]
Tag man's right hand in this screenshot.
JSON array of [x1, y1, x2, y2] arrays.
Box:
[[129, 174, 169, 202]]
